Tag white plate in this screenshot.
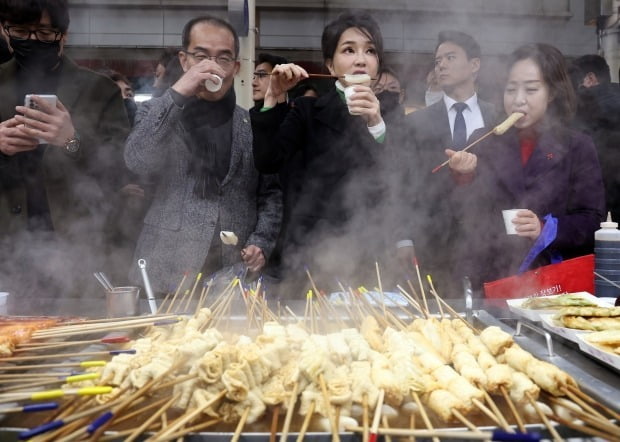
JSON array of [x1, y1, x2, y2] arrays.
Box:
[[329, 291, 408, 307], [576, 333, 620, 371], [506, 292, 611, 322], [540, 313, 587, 343]]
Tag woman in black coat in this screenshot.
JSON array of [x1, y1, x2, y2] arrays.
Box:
[[250, 11, 394, 289], [448, 44, 605, 290]]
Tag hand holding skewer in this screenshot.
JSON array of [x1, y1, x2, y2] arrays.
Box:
[[264, 63, 309, 107], [431, 112, 524, 174]]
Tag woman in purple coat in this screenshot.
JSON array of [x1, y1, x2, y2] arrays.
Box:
[[448, 43, 605, 289]]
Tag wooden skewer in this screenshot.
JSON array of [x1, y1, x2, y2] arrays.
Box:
[[111, 395, 171, 427], [480, 391, 513, 432], [451, 408, 482, 433], [405, 280, 428, 319], [369, 389, 385, 442], [125, 394, 180, 442], [408, 412, 416, 442], [431, 129, 495, 173], [412, 258, 429, 315], [381, 415, 392, 442], [345, 426, 520, 440], [166, 272, 189, 313], [32, 315, 176, 336], [98, 423, 162, 441], [0, 349, 134, 362], [566, 384, 620, 421], [396, 284, 427, 318], [296, 400, 315, 442], [194, 283, 210, 316], [279, 382, 298, 442], [546, 396, 620, 436], [412, 392, 438, 442], [318, 373, 340, 442], [152, 418, 220, 442], [155, 291, 172, 315], [499, 385, 526, 433], [548, 412, 620, 441], [561, 387, 608, 422], [470, 397, 507, 431], [0, 360, 106, 371], [375, 262, 387, 320], [147, 390, 226, 441], [270, 404, 280, 442], [31, 316, 180, 339], [88, 368, 176, 441], [526, 392, 562, 442], [362, 393, 369, 442], [426, 275, 444, 318], [183, 272, 203, 312]]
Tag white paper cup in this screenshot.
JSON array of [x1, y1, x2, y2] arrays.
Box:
[[0, 292, 8, 315], [502, 209, 523, 235], [106, 286, 140, 318], [344, 86, 361, 115], [205, 74, 223, 92]]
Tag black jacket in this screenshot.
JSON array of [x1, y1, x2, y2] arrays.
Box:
[[250, 89, 390, 282], [574, 83, 620, 222]]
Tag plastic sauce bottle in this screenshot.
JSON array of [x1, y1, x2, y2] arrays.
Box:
[[594, 212, 620, 297]]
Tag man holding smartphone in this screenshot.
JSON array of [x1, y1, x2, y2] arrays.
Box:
[[0, 0, 130, 296]]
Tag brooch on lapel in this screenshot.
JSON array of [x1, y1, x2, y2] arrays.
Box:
[[546, 153, 554, 160]]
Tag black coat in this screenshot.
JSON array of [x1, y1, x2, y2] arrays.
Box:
[[401, 99, 497, 294], [250, 89, 390, 282], [573, 83, 620, 222]]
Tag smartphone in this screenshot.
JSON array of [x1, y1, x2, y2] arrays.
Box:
[[24, 94, 57, 144]]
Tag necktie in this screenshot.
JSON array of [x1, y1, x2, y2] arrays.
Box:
[[452, 102, 468, 149]]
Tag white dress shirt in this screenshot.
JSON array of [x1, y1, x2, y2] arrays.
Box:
[[443, 93, 485, 142]]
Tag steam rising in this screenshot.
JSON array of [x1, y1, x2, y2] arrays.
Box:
[[1, 2, 600, 301]]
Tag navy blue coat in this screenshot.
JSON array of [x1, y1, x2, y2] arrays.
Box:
[[455, 126, 606, 289]]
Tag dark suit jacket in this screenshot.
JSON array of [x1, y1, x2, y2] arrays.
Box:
[[455, 127, 605, 289], [401, 98, 497, 294], [251, 89, 390, 282]]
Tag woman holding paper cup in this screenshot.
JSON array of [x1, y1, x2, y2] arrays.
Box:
[[250, 11, 391, 286], [449, 44, 605, 289]]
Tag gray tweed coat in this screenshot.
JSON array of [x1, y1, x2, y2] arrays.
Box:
[[125, 90, 282, 293]]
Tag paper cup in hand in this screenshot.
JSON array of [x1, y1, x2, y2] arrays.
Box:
[[502, 209, 523, 235], [344, 86, 361, 115], [205, 74, 223, 92]]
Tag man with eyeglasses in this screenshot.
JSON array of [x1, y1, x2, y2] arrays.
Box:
[[251, 53, 288, 110], [125, 15, 282, 293], [0, 0, 130, 296]]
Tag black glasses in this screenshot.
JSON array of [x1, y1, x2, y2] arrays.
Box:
[[253, 72, 269, 80], [184, 51, 235, 68], [4, 25, 62, 43]]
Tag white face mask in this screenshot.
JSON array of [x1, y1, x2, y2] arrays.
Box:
[[425, 90, 444, 107]]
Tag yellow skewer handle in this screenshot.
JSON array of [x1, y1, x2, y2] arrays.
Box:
[[31, 389, 65, 401], [65, 372, 101, 383], [80, 360, 107, 368], [77, 386, 113, 396]]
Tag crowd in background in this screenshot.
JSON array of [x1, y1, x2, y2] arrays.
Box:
[[0, 0, 615, 299]]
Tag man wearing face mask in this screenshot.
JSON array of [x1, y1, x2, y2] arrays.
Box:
[[0, 0, 130, 297]]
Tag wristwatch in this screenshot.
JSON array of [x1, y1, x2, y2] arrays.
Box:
[[64, 131, 81, 154]]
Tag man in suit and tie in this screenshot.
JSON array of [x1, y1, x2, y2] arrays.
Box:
[[125, 15, 282, 293], [400, 31, 496, 296]]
